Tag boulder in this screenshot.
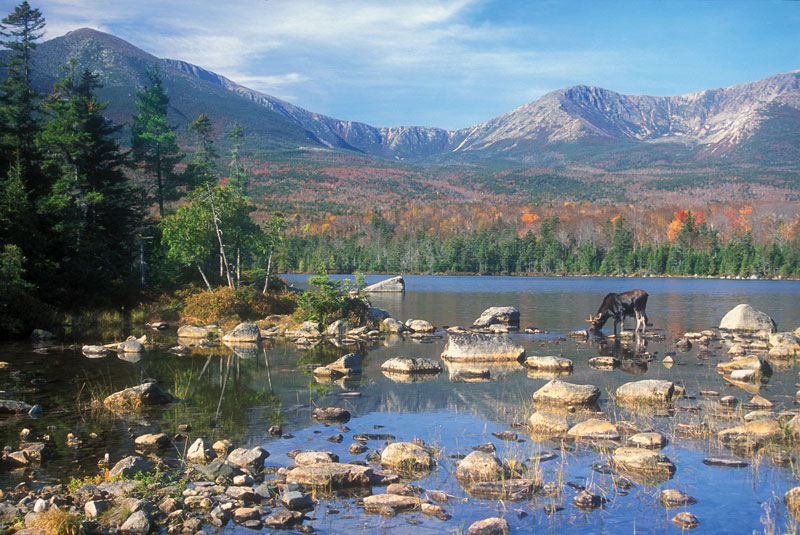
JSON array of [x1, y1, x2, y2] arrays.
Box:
[[629, 432, 667, 449], [364, 276, 405, 293], [222, 322, 261, 343], [294, 451, 339, 466], [523, 356, 573, 372], [103, 383, 174, 411], [285, 463, 374, 488], [405, 319, 435, 333], [381, 442, 435, 473], [118, 337, 145, 353], [441, 333, 525, 362], [660, 489, 698, 507], [455, 451, 506, 483], [325, 319, 348, 337], [327, 353, 361, 375], [186, 438, 216, 463], [719, 304, 776, 333], [611, 447, 676, 478], [785, 486, 800, 513], [311, 407, 351, 423], [672, 512, 699, 529], [615, 380, 675, 405], [466, 517, 510, 535], [532, 380, 600, 405], [567, 418, 620, 440], [30, 329, 56, 341], [177, 325, 210, 339], [120, 510, 151, 534], [716, 355, 772, 375], [380, 357, 441, 375], [528, 411, 569, 435], [82, 345, 112, 357], [134, 433, 169, 450], [382, 318, 408, 333], [295, 321, 322, 338], [109, 456, 151, 478], [473, 307, 520, 328], [718, 419, 784, 442], [368, 307, 391, 322], [0, 399, 33, 414], [227, 447, 269, 471]]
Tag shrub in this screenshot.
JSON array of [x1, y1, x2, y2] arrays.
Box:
[[294, 275, 368, 325], [181, 286, 296, 326]]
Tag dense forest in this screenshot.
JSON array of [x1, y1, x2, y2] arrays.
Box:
[[1, 2, 798, 338]]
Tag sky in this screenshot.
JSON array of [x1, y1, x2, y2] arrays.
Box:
[[25, 0, 800, 130]]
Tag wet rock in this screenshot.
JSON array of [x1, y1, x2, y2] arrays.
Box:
[[177, 325, 210, 339], [109, 456, 151, 478], [311, 407, 351, 424], [719, 304, 777, 333], [227, 447, 269, 471], [380, 357, 441, 375], [492, 431, 518, 441], [349, 443, 368, 454], [286, 463, 374, 488], [588, 356, 620, 369], [573, 490, 604, 510], [118, 337, 146, 353], [717, 355, 772, 375], [473, 307, 520, 328], [720, 395, 738, 406], [629, 432, 667, 449], [441, 332, 524, 362], [134, 433, 169, 450], [611, 447, 676, 478], [7, 450, 31, 466], [364, 276, 405, 293], [222, 322, 261, 343], [82, 345, 112, 357], [186, 438, 216, 463], [363, 494, 423, 513], [533, 380, 600, 405], [660, 489, 698, 508], [615, 380, 675, 405], [120, 510, 151, 534], [467, 479, 539, 500], [0, 399, 33, 414], [405, 319, 435, 333], [523, 356, 573, 372], [473, 443, 496, 453], [567, 419, 620, 441], [455, 451, 506, 483], [103, 382, 174, 412], [281, 490, 314, 511], [421, 502, 448, 518], [294, 451, 339, 465], [466, 517, 510, 535], [381, 442, 435, 473], [672, 511, 699, 529]]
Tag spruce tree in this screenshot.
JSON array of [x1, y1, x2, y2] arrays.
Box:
[[131, 66, 180, 219]]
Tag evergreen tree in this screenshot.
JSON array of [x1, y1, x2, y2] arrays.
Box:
[[131, 66, 180, 218], [37, 61, 141, 302], [227, 122, 248, 194], [0, 1, 45, 178], [186, 113, 218, 185]]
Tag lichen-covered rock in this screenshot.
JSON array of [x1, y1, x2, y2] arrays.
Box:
[[533, 380, 600, 405], [103, 383, 174, 412], [222, 322, 261, 343], [381, 442, 435, 473], [719, 304, 776, 333], [442, 333, 525, 362], [473, 307, 520, 328], [785, 486, 800, 513], [455, 451, 506, 483], [616, 380, 675, 405]]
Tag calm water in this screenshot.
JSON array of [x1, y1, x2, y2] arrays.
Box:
[[2, 275, 800, 535]]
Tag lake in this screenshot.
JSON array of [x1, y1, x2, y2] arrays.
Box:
[[2, 274, 800, 534]]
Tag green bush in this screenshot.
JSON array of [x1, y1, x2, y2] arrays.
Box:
[[181, 286, 296, 326], [294, 275, 368, 325]]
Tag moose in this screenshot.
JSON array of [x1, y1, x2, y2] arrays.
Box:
[[587, 289, 649, 335]]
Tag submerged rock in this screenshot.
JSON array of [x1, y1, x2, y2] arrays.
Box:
[[660, 489, 698, 508], [611, 447, 676, 478], [442, 333, 525, 362], [672, 512, 699, 529]]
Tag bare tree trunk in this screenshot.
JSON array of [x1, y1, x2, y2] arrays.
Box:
[[262, 249, 273, 294], [196, 261, 213, 292], [206, 185, 235, 288], [236, 246, 241, 289]]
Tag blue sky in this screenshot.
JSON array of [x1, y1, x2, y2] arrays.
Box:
[[31, 0, 800, 130]]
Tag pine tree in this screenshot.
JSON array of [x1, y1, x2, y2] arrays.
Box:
[[0, 2, 45, 178], [186, 113, 218, 185], [37, 61, 141, 301], [131, 66, 180, 218]]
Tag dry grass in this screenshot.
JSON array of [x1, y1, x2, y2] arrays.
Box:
[[31, 508, 81, 535]]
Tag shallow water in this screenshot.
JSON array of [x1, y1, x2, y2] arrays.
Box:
[[2, 275, 800, 534]]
